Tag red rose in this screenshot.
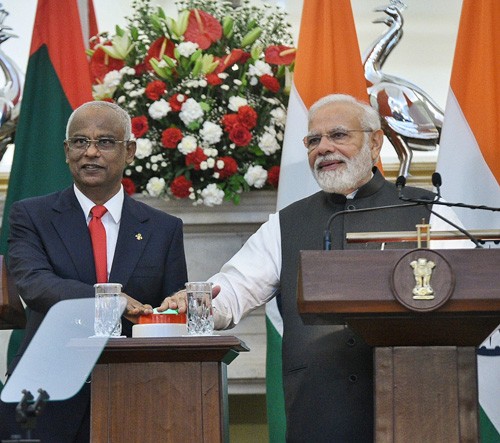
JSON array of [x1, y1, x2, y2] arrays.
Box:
[[122, 177, 136, 195], [267, 165, 280, 188], [185, 147, 208, 171], [161, 127, 183, 149], [215, 156, 238, 179], [206, 73, 223, 86], [169, 94, 186, 112], [131, 116, 149, 138], [221, 114, 239, 132], [260, 74, 280, 93], [237, 106, 258, 130], [229, 124, 252, 147], [170, 176, 192, 199], [145, 80, 167, 100]]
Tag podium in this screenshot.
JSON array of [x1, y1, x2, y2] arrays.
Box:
[[91, 336, 248, 442], [298, 248, 500, 442]]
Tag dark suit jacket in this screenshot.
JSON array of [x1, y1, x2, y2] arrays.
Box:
[[1, 186, 188, 442]]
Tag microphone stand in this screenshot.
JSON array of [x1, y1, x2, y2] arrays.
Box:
[[323, 202, 421, 250]]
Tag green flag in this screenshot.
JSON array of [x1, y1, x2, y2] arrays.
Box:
[[0, 0, 97, 390]]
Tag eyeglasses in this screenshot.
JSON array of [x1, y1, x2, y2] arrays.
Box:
[[303, 129, 373, 151], [65, 137, 128, 152]]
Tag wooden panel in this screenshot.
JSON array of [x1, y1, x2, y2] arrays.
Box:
[[0, 255, 25, 329], [374, 347, 479, 443], [298, 249, 500, 346]]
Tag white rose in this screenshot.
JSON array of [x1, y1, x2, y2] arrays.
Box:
[[146, 177, 165, 197], [271, 107, 287, 127], [177, 41, 199, 57], [201, 184, 225, 206], [248, 60, 272, 77], [244, 165, 268, 189], [135, 138, 153, 159], [200, 121, 223, 145], [259, 131, 280, 155], [177, 135, 198, 155], [148, 99, 171, 120], [228, 96, 248, 112], [179, 98, 204, 125]]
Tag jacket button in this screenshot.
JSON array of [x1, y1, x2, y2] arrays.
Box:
[[347, 337, 356, 347], [346, 204, 356, 211], [349, 374, 358, 383]]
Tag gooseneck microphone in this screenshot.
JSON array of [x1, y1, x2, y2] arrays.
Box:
[[323, 201, 422, 250], [398, 173, 500, 212]]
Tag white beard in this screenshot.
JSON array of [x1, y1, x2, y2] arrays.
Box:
[[312, 141, 374, 194]]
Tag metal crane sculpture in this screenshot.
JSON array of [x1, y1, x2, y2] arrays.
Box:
[[363, 2, 444, 177], [0, 3, 23, 162]]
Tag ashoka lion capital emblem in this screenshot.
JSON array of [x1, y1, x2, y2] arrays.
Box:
[[410, 258, 436, 299]]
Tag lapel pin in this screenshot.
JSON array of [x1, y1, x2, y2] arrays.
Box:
[[135, 233, 143, 240]]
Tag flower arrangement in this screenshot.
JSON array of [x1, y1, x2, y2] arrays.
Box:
[[88, 0, 295, 206]]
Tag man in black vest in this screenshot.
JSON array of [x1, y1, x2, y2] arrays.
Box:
[[160, 94, 467, 442]]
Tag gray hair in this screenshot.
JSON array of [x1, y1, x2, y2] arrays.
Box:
[[308, 94, 381, 131], [66, 101, 132, 140]]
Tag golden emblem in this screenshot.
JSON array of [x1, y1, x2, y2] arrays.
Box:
[[410, 258, 436, 299], [135, 233, 143, 240]]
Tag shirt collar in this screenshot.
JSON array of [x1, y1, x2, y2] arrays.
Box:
[[74, 184, 124, 223]]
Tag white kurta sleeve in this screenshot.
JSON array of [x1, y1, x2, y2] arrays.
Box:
[[210, 212, 282, 330]]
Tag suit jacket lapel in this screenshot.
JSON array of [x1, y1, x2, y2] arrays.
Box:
[[51, 187, 96, 284], [109, 195, 150, 287]]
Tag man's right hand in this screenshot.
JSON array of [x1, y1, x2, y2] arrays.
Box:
[[156, 284, 221, 314]]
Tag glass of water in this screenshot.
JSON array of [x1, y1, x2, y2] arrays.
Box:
[[94, 283, 125, 337], [186, 282, 214, 335]]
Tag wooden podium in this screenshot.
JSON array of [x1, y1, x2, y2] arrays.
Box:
[[298, 248, 500, 442], [91, 336, 248, 442]]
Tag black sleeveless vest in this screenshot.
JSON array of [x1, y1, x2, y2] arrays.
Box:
[[278, 169, 434, 442]]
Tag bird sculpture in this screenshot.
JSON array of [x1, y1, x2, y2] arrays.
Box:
[[0, 4, 23, 162], [363, 2, 444, 177]]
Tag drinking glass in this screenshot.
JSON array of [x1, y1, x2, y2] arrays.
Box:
[[94, 283, 125, 337], [186, 282, 214, 335]]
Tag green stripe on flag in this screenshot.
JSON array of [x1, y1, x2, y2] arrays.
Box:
[[0, 44, 73, 254], [480, 406, 500, 442], [265, 314, 286, 442]]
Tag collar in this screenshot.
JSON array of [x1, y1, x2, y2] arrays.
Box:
[[74, 184, 124, 223], [325, 167, 384, 204]]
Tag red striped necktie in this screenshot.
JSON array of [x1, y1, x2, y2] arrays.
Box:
[[89, 205, 108, 283]]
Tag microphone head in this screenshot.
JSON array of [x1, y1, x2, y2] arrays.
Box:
[[432, 172, 442, 188], [395, 175, 406, 189]]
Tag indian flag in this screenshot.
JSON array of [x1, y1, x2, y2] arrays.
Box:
[[0, 0, 97, 391], [266, 0, 369, 439], [436, 0, 500, 439]]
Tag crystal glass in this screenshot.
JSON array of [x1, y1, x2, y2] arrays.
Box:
[[186, 282, 214, 335], [94, 283, 125, 337]]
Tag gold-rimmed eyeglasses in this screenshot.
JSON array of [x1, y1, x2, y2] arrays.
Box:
[[303, 129, 373, 151], [65, 137, 128, 152]]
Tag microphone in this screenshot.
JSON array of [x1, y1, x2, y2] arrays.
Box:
[[398, 174, 500, 212], [323, 201, 422, 250], [432, 172, 442, 200]]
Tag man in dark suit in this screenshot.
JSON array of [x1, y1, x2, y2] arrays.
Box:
[[0, 101, 188, 442]]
